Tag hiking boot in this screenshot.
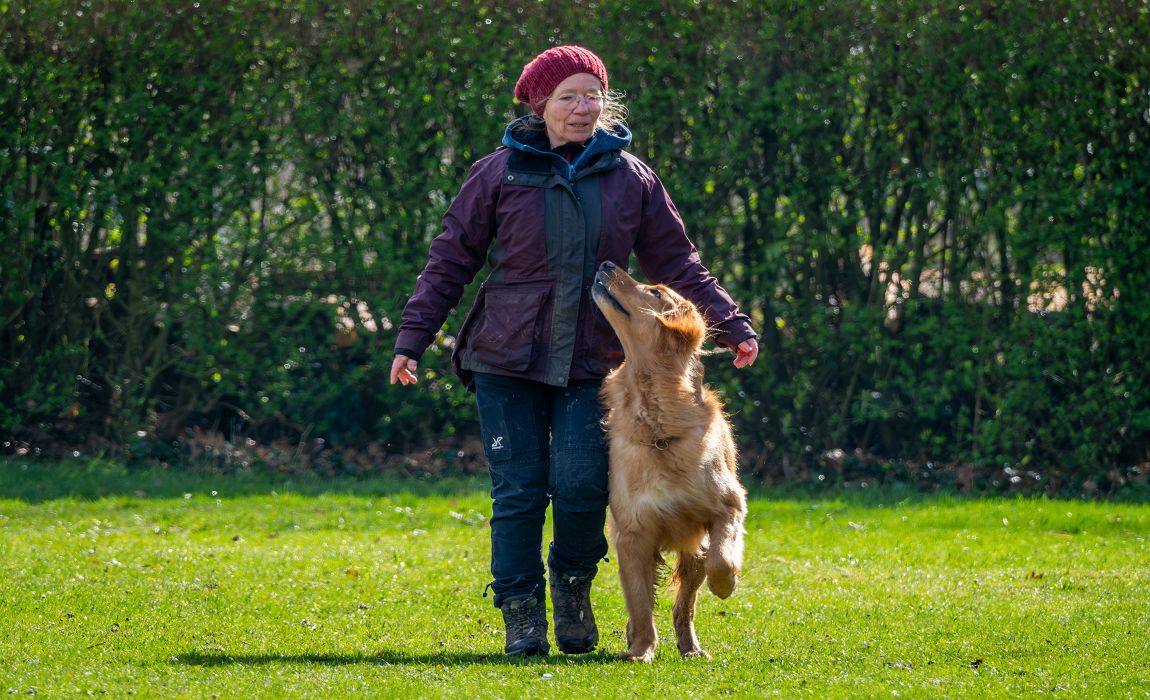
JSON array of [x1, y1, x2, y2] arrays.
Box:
[[549, 569, 598, 654], [500, 594, 549, 657]]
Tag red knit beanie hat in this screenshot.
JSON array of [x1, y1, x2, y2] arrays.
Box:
[[514, 46, 609, 116]]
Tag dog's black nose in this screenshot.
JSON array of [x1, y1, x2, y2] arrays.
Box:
[[599, 260, 616, 272]]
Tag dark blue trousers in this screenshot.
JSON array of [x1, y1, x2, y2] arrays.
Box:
[[472, 372, 610, 608]]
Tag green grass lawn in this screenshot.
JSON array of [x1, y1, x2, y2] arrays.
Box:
[[2, 458, 1147, 698]]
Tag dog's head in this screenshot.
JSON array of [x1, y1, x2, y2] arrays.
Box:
[[591, 261, 707, 362]]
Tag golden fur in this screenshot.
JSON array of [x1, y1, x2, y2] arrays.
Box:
[[591, 263, 747, 662]]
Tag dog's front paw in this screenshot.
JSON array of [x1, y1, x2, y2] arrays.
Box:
[[620, 647, 656, 663], [680, 647, 712, 660]]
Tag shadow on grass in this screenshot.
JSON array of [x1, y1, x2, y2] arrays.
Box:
[[1, 456, 951, 506], [175, 650, 620, 667], [0, 457, 488, 503], [7, 456, 1141, 505]]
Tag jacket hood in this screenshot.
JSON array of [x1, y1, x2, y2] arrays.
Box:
[[502, 115, 632, 177]]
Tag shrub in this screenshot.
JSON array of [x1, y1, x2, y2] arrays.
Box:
[[2, 1, 1147, 489]]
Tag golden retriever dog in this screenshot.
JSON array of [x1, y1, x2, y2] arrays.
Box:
[[591, 260, 748, 662]]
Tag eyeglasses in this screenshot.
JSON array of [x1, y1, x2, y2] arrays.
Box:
[[550, 92, 604, 111]]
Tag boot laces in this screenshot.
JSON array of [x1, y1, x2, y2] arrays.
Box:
[[552, 572, 593, 621], [504, 597, 544, 638]]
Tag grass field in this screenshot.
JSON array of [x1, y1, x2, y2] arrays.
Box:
[[2, 458, 1148, 698]]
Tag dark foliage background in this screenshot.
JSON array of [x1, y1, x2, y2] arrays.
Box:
[[3, 0, 1148, 491]]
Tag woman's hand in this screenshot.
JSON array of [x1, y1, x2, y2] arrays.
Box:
[[733, 338, 758, 369], [390, 355, 419, 385]]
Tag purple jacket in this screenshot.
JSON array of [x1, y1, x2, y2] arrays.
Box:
[[394, 117, 756, 388]]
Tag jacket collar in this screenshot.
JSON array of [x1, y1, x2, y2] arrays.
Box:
[[502, 115, 632, 180]]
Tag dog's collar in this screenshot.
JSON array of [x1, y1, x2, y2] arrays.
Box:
[[645, 437, 673, 451]]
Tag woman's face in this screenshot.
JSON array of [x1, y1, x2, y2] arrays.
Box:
[[542, 72, 604, 148]]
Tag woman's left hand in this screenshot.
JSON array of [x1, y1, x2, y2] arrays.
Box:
[[733, 338, 758, 369]]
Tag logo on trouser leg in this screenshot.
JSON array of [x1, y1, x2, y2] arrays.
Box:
[[491, 436, 505, 450]]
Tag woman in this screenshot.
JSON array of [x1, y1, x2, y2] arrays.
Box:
[[390, 45, 758, 657]]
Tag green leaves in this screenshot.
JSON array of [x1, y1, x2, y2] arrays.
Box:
[[2, 0, 1147, 484]]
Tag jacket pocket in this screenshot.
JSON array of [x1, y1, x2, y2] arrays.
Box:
[[469, 285, 551, 372]]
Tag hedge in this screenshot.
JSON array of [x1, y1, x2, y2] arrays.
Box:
[[3, 0, 1148, 490]]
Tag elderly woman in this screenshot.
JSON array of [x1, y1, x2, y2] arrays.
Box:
[[391, 46, 758, 657]]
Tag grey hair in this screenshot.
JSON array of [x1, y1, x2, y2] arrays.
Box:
[[596, 88, 629, 132]]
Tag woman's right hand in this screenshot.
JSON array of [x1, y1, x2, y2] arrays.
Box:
[[390, 355, 419, 385]]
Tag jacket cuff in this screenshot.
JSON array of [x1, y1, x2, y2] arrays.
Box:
[[394, 347, 423, 361], [714, 322, 757, 351], [393, 329, 432, 360]]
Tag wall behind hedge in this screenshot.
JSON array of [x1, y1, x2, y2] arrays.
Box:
[[3, 1, 1148, 488]]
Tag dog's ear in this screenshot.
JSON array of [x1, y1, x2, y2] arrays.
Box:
[[657, 301, 706, 353]]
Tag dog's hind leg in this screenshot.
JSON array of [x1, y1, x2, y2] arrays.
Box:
[[671, 551, 708, 658], [616, 534, 660, 662], [705, 502, 746, 599]]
